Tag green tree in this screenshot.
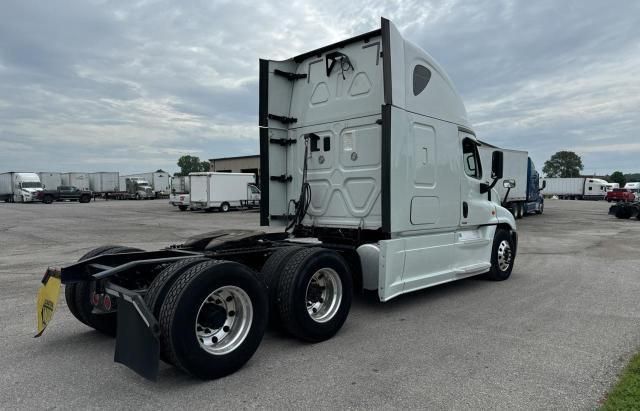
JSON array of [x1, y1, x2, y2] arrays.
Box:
[[610, 171, 626, 186], [177, 155, 210, 175], [542, 151, 584, 177]]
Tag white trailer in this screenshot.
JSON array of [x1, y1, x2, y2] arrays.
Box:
[[61, 172, 91, 191], [479, 146, 527, 201], [37, 172, 62, 190], [89, 172, 120, 193], [542, 177, 607, 199], [0, 172, 43, 202], [478, 145, 544, 218], [190, 172, 259, 212]]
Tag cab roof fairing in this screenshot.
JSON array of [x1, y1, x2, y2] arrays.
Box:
[[272, 18, 472, 131]]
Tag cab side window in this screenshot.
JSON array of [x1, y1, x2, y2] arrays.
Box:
[[462, 138, 482, 179]]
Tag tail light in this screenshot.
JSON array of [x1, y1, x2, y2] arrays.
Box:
[[102, 295, 112, 311]]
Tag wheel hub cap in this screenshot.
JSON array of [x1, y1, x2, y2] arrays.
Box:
[[195, 286, 253, 355], [305, 268, 342, 323], [497, 240, 512, 272]]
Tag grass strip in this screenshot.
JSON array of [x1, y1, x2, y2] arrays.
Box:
[[600, 351, 640, 410]]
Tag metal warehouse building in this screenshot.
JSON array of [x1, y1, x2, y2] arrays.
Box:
[[208, 155, 260, 185]]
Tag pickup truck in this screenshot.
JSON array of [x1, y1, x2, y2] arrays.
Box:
[[169, 193, 190, 211], [38, 186, 92, 204], [605, 188, 635, 203]]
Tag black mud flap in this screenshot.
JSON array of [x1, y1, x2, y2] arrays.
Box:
[[111, 288, 160, 381]]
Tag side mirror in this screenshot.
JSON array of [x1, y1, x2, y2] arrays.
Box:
[[540, 180, 546, 190], [503, 179, 516, 189], [491, 151, 504, 180]]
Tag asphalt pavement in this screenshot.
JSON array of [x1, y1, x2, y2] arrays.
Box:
[[0, 199, 639, 409]]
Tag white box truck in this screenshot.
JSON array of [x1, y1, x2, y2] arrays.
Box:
[[169, 175, 192, 211], [478, 145, 545, 218], [61, 172, 91, 191], [0, 172, 43, 202], [171, 175, 190, 194], [35, 18, 517, 381], [542, 177, 607, 199], [189, 172, 260, 212], [89, 172, 120, 193], [37, 172, 63, 190]]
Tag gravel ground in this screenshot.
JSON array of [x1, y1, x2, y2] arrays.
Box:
[[0, 199, 639, 409]]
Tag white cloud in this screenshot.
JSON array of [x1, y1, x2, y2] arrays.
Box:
[[0, 0, 639, 174]]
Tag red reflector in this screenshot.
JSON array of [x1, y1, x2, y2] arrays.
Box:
[[103, 295, 112, 311], [91, 292, 100, 306]]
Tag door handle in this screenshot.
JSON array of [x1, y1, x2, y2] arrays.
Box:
[[463, 202, 469, 218]]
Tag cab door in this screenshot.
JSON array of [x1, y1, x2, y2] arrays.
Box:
[[59, 186, 71, 200], [459, 134, 493, 228], [456, 132, 497, 270]]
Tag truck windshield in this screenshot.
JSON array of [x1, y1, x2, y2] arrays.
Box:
[[21, 182, 42, 188]]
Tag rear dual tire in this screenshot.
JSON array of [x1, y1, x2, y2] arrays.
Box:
[[158, 260, 268, 379], [263, 247, 353, 343]]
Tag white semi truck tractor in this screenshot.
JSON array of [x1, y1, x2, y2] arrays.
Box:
[[0, 172, 43, 202], [35, 18, 517, 381]]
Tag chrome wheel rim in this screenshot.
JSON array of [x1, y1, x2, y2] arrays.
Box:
[[305, 268, 342, 323], [195, 286, 253, 355], [497, 240, 512, 272]]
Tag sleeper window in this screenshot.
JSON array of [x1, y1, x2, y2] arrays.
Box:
[[413, 65, 431, 96]]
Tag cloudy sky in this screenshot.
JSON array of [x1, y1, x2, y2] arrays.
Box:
[[1, 0, 638, 175]]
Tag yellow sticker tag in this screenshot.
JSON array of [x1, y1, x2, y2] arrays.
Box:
[[35, 276, 61, 337]]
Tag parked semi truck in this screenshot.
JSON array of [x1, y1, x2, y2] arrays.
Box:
[[0, 172, 43, 202], [116, 177, 155, 199], [541, 177, 607, 200], [35, 19, 517, 381], [478, 145, 544, 218], [121, 172, 171, 198], [190, 172, 260, 212], [61, 172, 91, 191]]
